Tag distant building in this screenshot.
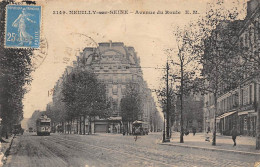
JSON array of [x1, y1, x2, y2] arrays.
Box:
[[175, 93, 204, 132]]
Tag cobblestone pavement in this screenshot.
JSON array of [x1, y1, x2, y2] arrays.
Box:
[[3, 132, 260, 167]]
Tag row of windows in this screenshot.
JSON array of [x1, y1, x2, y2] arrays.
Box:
[[98, 74, 140, 83], [101, 55, 121, 60], [240, 84, 254, 105], [240, 25, 258, 49], [106, 85, 126, 96], [206, 84, 256, 115], [217, 93, 239, 114], [94, 65, 128, 70]]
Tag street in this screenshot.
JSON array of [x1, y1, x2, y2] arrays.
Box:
[[4, 132, 259, 167]]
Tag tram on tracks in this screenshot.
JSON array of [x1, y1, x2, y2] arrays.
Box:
[[132, 120, 149, 135], [36, 115, 51, 136]]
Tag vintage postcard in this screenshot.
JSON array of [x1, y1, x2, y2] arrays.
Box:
[[0, 0, 260, 166]]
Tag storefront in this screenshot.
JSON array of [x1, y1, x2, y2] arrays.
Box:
[[238, 110, 256, 136], [217, 111, 237, 135]]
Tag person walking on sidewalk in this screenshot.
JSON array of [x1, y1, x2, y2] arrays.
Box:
[[231, 126, 238, 146], [192, 127, 196, 136]]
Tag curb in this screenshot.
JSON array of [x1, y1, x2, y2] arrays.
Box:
[[158, 142, 260, 156]]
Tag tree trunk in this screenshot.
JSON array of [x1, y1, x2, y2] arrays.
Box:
[[76, 117, 79, 134], [79, 116, 82, 135], [166, 62, 170, 140], [4, 124, 8, 139], [83, 115, 86, 135], [61, 122, 64, 133], [180, 60, 184, 143], [256, 102, 260, 149], [70, 119, 72, 134], [88, 117, 92, 134], [212, 92, 217, 146]]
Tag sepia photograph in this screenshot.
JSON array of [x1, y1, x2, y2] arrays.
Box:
[[0, 0, 260, 166]]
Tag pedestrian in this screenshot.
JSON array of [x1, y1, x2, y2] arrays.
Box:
[[192, 127, 196, 136], [207, 126, 210, 134], [231, 126, 238, 146]]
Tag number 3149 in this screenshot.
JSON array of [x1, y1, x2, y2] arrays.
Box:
[[7, 33, 16, 42]]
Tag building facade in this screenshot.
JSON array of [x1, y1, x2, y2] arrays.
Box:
[[204, 0, 260, 136], [50, 41, 159, 134]]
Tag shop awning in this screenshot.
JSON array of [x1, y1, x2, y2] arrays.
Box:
[[108, 116, 122, 121], [238, 110, 255, 116], [133, 120, 145, 124], [249, 112, 257, 117], [216, 111, 237, 120]]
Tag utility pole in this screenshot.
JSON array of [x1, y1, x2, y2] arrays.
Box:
[[180, 58, 184, 143], [165, 62, 170, 142]]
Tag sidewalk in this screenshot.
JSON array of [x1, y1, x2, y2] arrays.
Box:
[[159, 132, 260, 155], [0, 135, 15, 166]]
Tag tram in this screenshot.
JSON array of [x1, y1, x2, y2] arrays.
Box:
[[132, 120, 149, 135], [36, 115, 51, 136]]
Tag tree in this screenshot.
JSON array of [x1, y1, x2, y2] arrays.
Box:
[[62, 69, 110, 134], [196, 1, 245, 146], [0, 1, 33, 139], [164, 23, 202, 143], [120, 82, 143, 134], [156, 69, 176, 139]]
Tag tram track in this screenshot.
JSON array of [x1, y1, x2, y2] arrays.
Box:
[[50, 134, 255, 167], [5, 133, 256, 167], [49, 134, 176, 167]]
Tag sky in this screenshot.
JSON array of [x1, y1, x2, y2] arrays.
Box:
[[22, 0, 247, 118]]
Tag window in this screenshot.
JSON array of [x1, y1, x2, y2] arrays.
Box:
[[126, 75, 131, 82], [117, 74, 122, 82], [249, 85, 252, 104], [244, 117, 247, 131], [112, 85, 118, 95], [240, 37, 243, 48], [249, 28, 253, 48], [112, 99, 118, 111], [132, 75, 136, 81], [245, 33, 249, 47], [121, 85, 126, 95], [241, 89, 243, 105], [254, 26, 257, 43], [108, 75, 112, 82], [113, 75, 117, 83], [40, 122, 50, 126], [104, 75, 108, 81], [122, 76, 126, 82]]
